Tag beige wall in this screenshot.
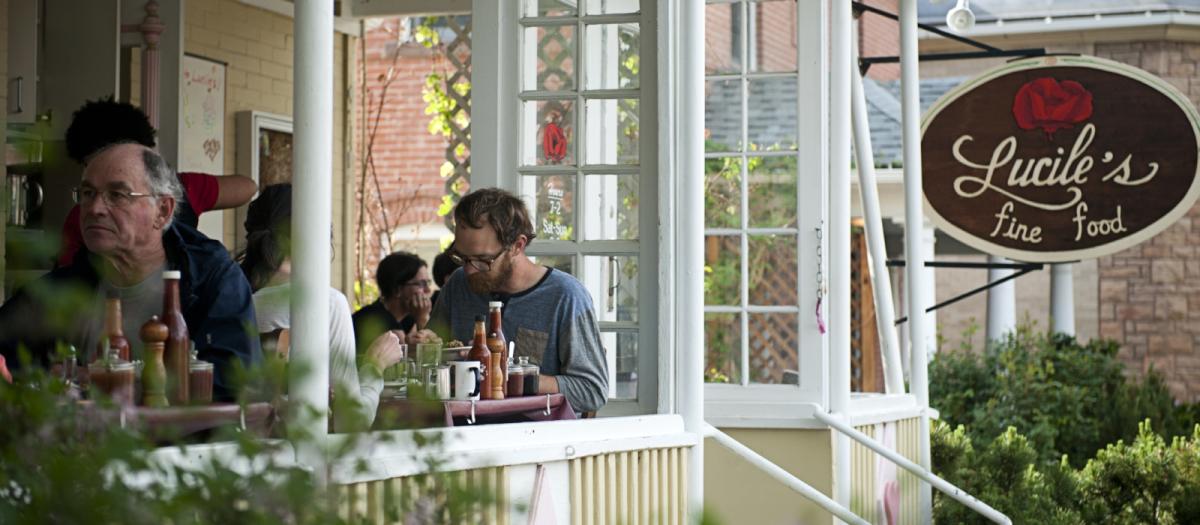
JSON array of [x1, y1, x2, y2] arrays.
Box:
[[183, 0, 356, 294], [705, 428, 836, 525]]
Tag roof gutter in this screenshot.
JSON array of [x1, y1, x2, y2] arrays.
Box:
[[920, 11, 1200, 40]]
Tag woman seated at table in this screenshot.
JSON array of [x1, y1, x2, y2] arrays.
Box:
[[239, 184, 404, 432]]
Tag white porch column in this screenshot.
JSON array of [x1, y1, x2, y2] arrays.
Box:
[[986, 255, 1016, 344], [920, 222, 937, 356], [1050, 263, 1075, 336], [849, 28, 905, 395], [679, 0, 705, 514], [291, 0, 333, 482], [831, 0, 853, 516], [899, 0, 933, 521]]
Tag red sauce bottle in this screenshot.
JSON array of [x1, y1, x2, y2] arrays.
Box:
[[162, 271, 190, 404], [467, 315, 493, 399], [99, 292, 131, 362]]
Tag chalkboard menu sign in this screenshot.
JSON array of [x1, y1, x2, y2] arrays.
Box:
[[921, 55, 1200, 263]]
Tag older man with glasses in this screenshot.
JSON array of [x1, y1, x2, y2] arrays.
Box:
[[0, 143, 261, 401], [429, 188, 609, 415]]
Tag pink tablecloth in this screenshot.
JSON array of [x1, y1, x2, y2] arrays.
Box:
[[440, 393, 577, 426]]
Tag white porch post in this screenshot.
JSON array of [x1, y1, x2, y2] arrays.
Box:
[[1050, 263, 1075, 336], [986, 255, 1016, 343], [679, 0, 705, 515], [899, 0, 933, 521], [831, 0, 853, 516], [849, 32, 905, 395], [290, 0, 333, 482]]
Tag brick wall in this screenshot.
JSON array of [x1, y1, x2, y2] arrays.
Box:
[[183, 0, 355, 293], [356, 18, 462, 277], [860, 0, 899, 81], [1093, 41, 1200, 402]]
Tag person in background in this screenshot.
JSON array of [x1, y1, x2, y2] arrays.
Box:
[[429, 188, 609, 414], [239, 184, 404, 432], [352, 252, 435, 356], [0, 143, 261, 400], [430, 246, 462, 307], [57, 97, 257, 266]]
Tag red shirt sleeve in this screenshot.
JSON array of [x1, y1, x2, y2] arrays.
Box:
[[57, 205, 84, 267], [179, 172, 220, 215]]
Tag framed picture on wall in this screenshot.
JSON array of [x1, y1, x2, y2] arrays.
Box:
[[234, 110, 294, 252], [180, 54, 227, 242]]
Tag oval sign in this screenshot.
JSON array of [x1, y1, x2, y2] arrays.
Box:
[[921, 55, 1200, 263]]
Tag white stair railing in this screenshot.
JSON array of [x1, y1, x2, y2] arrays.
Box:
[[812, 410, 1012, 525]]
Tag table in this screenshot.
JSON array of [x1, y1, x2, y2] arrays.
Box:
[[373, 393, 577, 430]]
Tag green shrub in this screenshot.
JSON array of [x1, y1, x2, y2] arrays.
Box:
[[930, 325, 1198, 467], [933, 420, 1200, 524]]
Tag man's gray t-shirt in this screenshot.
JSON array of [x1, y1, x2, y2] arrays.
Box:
[[78, 264, 167, 363], [430, 268, 609, 413]]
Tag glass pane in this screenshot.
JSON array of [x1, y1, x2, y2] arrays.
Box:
[[583, 255, 639, 324], [748, 234, 797, 306], [583, 174, 639, 240], [749, 1, 798, 73], [605, 330, 639, 400], [749, 312, 799, 384], [704, 2, 741, 75], [585, 0, 640, 15], [584, 98, 639, 165], [705, 313, 741, 384], [747, 156, 796, 227], [258, 128, 294, 187], [584, 24, 640, 90], [705, 235, 741, 306], [524, 25, 576, 91], [522, 0, 576, 18], [521, 174, 576, 241], [532, 254, 574, 275], [705, 79, 741, 152], [748, 77, 797, 150], [522, 100, 576, 166], [705, 156, 741, 229]]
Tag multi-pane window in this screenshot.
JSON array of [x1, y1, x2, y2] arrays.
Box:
[[517, 0, 650, 407], [704, 0, 801, 385]]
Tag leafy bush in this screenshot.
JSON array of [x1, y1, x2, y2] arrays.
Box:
[[930, 325, 1198, 467], [934, 420, 1200, 525]]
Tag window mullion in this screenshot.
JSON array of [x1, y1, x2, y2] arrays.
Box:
[[738, 0, 751, 387]]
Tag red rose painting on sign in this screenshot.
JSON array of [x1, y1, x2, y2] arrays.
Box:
[[1012, 77, 1094, 139]]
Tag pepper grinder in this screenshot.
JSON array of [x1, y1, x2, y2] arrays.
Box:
[[140, 315, 170, 408]]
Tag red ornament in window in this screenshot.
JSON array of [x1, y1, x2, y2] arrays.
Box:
[[543, 118, 567, 164]]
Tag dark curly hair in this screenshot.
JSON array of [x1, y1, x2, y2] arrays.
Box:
[[65, 97, 157, 164], [238, 184, 292, 292], [452, 188, 536, 248]]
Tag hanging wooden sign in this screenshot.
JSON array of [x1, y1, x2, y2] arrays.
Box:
[[921, 55, 1200, 262]]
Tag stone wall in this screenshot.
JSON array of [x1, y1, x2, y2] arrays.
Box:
[[1093, 41, 1200, 402]]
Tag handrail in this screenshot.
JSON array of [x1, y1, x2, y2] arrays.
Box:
[[811, 410, 1013, 525], [704, 425, 870, 525]]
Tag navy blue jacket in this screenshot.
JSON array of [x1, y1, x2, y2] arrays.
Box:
[[0, 222, 262, 401]]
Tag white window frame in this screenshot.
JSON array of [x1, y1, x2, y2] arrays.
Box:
[[473, 0, 659, 416], [700, 0, 831, 427]]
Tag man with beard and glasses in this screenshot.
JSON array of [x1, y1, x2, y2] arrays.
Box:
[[429, 188, 609, 414]]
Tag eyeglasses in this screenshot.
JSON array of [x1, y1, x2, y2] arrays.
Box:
[[404, 279, 433, 289], [73, 187, 155, 208], [449, 246, 509, 272]]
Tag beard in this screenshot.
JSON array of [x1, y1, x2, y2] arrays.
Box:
[[467, 254, 514, 295]]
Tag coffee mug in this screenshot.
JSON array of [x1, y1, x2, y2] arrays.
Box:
[[450, 360, 482, 401], [425, 364, 451, 399]]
